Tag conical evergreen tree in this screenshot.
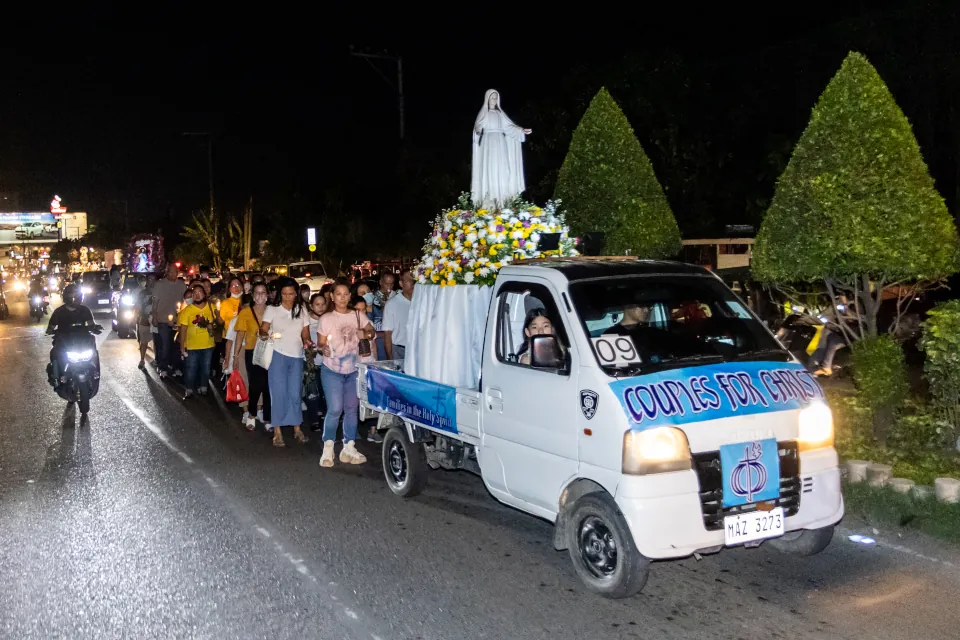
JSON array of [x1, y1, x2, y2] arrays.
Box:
[[554, 87, 681, 258], [754, 52, 958, 300]]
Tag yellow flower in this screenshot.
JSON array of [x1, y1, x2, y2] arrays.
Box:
[[480, 237, 487, 246], [464, 240, 472, 247], [440, 240, 447, 249], [492, 262, 501, 269], [512, 239, 519, 248], [440, 280, 447, 287], [431, 273, 439, 283], [489, 247, 497, 256], [474, 268, 481, 276]]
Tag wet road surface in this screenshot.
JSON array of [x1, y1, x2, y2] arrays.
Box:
[[2, 298, 960, 639]]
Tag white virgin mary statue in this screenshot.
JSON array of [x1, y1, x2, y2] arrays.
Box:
[[471, 89, 532, 210]]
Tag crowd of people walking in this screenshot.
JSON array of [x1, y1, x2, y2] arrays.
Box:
[[126, 264, 414, 468]]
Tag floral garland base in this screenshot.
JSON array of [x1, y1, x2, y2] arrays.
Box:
[[415, 197, 579, 286]]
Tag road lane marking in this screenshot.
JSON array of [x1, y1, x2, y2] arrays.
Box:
[[108, 377, 388, 640]]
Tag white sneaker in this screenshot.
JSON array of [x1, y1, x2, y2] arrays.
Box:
[[339, 441, 367, 465], [319, 441, 335, 467], [241, 411, 250, 424], [245, 416, 256, 431], [257, 409, 264, 422]]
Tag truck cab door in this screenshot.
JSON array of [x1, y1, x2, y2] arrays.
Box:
[[480, 278, 579, 518]]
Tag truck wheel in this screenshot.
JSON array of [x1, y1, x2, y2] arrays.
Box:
[[768, 525, 834, 556], [382, 426, 427, 497], [565, 493, 650, 598]]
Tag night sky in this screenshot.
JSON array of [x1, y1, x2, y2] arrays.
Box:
[[0, 2, 945, 253]]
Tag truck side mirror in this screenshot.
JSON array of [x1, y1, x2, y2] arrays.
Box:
[[530, 334, 565, 370]]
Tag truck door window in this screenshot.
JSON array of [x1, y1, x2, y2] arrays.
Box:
[[495, 282, 569, 370]]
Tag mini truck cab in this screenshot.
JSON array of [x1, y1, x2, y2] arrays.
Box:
[[358, 258, 843, 598]]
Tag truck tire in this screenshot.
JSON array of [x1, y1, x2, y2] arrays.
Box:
[[382, 426, 428, 497], [768, 525, 834, 556], [565, 493, 650, 598]]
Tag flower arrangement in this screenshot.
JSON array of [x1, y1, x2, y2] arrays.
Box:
[[415, 195, 579, 287]]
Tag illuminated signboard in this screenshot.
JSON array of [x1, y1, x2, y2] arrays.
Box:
[[0, 212, 59, 244], [50, 195, 66, 214]]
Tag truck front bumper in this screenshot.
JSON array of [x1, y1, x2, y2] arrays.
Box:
[[614, 447, 844, 560]]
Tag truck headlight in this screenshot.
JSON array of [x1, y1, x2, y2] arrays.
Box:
[[797, 401, 834, 452], [82, 286, 92, 295], [66, 349, 94, 362], [622, 427, 692, 475]]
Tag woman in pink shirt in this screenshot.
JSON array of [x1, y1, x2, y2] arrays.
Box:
[[318, 282, 375, 467]]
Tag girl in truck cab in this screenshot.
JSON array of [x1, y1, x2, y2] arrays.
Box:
[[517, 308, 564, 366]]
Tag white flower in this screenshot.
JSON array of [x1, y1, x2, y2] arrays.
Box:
[[478, 227, 487, 238], [519, 211, 531, 220], [496, 232, 507, 243], [501, 208, 513, 215], [479, 267, 490, 277], [477, 257, 489, 265], [531, 217, 541, 225], [432, 248, 440, 257], [531, 232, 541, 244], [444, 220, 453, 232], [453, 240, 462, 251], [502, 255, 513, 264], [511, 230, 523, 240], [466, 232, 478, 243], [463, 271, 475, 284], [418, 275, 427, 284], [508, 216, 519, 225], [447, 271, 455, 281]]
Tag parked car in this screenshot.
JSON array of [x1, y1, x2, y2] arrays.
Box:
[[288, 261, 334, 293]]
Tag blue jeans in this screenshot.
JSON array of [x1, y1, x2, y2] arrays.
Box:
[[184, 347, 213, 392], [268, 352, 304, 427], [320, 366, 359, 443]]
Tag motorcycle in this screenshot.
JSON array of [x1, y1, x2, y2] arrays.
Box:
[[30, 290, 50, 321], [112, 290, 140, 339], [48, 325, 103, 415]]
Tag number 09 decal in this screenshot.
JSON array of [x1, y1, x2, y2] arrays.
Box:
[[590, 335, 642, 366]]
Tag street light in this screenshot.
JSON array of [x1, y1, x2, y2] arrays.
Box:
[[183, 132, 215, 216]]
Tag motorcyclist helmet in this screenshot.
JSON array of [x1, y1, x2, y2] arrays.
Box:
[[63, 283, 81, 306]]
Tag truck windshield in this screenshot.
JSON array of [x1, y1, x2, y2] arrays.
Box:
[[568, 274, 786, 376], [289, 263, 325, 279]]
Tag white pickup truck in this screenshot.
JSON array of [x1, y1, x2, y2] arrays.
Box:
[[358, 258, 843, 598]]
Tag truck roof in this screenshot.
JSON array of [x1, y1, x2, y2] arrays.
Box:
[[505, 257, 710, 282]]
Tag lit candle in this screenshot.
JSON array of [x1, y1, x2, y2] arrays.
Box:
[[216, 300, 221, 311], [272, 332, 282, 340], [167, 314, 174, 323]]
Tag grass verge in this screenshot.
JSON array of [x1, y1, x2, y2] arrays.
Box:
[[843, 481, 960, 544]]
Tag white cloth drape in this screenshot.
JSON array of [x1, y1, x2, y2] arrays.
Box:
[[471, 89, 526, 209], [404, 285, 494, 390]]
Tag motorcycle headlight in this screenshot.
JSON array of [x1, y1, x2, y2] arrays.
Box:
[[798, 401, 834, 452], [49, 278, 57, 288], [81, 286, 92, 295], [622, 427, 693, 475], [121, 294, 135, 305], [13, 281, 26, 292], [33, 296, 41, 304], [66, 349, 94, 362], [123, 310, 135, 320]]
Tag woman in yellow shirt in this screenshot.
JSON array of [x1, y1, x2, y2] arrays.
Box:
[[234, 282, 271, 431], [178, 283, 217, 400]]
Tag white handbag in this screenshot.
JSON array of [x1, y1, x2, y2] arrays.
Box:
[[251, 309, 273, 369], [253, 336, 273, 369]]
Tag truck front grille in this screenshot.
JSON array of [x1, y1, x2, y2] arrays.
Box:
[[693, 441, 801, 532]]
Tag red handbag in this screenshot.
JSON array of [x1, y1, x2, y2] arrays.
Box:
[[226, 369, 248, 403]]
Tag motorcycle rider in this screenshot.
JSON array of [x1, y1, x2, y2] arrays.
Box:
[[28, 276, 48, 313], [46, 283, 99, 389]]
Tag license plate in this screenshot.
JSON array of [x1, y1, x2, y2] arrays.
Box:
[[724, 507, 784, 545], [98, 299, 109, 304]]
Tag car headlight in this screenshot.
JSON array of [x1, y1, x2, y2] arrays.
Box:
[[82, 286, 92, 295], [13, 281, 26, 292], [622, 427, 693, 475], [121, 294, 135, 305], [66, 349, 94, 362], [123, 310, 136, 320], [798, 401, 834, 452]]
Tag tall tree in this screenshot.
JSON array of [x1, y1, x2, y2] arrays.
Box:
[[180, 209, 223, 271], [553, 87, 681, 258], [753, 51, 959, 339]]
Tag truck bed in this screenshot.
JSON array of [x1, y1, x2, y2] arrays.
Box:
[[358, 361, 481, 442]]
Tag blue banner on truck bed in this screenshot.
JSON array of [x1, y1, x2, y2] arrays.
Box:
[[365, 367, 458, 434]]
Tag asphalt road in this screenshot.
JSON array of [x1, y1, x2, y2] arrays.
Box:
[[2, 298, 960, 639]]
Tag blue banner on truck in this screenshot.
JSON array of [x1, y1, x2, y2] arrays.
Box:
[[609, 361, 823, 431], [365, 367, 458, 434]]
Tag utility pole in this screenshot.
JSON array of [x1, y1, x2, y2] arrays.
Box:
[[349, 47, 404, 140], [183, 132, 215, 216], [244, 195, 253, 270]]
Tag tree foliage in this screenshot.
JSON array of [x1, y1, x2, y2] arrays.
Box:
[[754, 51, 959, 337], [553, 87, 681, 258]]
